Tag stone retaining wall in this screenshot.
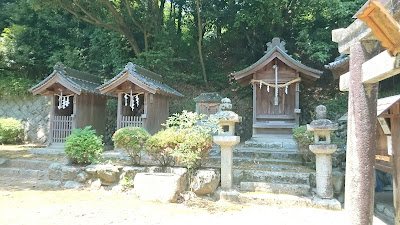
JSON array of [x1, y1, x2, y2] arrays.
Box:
[[0, 95, 51, 144]]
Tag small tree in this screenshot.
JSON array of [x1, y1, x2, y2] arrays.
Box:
[[64, 126, 104, 164], [112, 127, 150, 165]]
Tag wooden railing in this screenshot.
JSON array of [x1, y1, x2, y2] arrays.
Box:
[[52, 115, 73, 143], [120, 116, 143, 129]]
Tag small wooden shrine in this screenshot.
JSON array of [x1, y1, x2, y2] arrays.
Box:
[[193, 92, 222, 116], [376, 94, 400, 174], [29, 62, 107, 144], [98, 62, 183, 134], [233, 37, 322, 137]]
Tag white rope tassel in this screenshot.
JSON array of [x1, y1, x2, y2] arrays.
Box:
[[130, 89, 135, 111], [124, 94, 128, 106], [267, 85, 270, 92], [285, 86, 288, 94], [57, 89, 71, 110], [58, 90, 62, 110], [135, 95, 139, 107], [259, 82, 262, 89]]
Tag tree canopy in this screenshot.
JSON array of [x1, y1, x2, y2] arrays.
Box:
[[1, 0, 370, 126]]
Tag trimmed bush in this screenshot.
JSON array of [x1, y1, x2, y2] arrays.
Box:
[[292, 126, 315, 164], [0, 117, 23, 144], [145, 128, 181, 167], [112, 127, 150, 165], [64, 126, 104, 164], [145, 111, 219, 169]]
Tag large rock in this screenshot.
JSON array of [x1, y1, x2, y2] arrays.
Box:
[[85, 164, 121, 185], [48, 163, 63, 180], [190, 169, 220, 195], [134, 173, 184, 203], [61, 166, 81, 181], [91, 179, 102, 190], [97, 165, 120, 185], [64, 181, 82, 189], [76, 171, 90, 183]]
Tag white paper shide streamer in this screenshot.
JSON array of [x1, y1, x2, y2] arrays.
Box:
[[57, 89, 71, 110], [124, 90, 141, 111]]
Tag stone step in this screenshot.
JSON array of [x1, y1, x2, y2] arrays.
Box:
[[238, 192, 341, 210], [2, 159, 54, 171], [240, 182, 311, 196], [233, 169, 311, 185], [232, 148, 300, 159], [0, 168, 47, 180], [207, 157, 302, 167]]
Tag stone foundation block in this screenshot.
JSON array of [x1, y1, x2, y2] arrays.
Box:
[[134, 173, 185, 203]]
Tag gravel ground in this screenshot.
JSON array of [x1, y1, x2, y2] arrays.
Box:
[[0, 177, 388, 225]]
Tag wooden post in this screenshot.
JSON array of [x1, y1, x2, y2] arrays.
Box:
[[72, 94, 77, 130], [344, 41, 378, 225], [392, 103, 400, 225], [252, 80, 257, 137], [117, 92, 122, 130], [295, 80, 300, 126], [49, 95, 55, 145]]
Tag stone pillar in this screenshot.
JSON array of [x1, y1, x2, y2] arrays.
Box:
[[345, 41, 378, 225], [307, 105, 338, 199], [214, 136, 240, 190]]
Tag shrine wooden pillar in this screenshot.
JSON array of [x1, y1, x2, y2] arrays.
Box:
[[117, 92, 123, 130]]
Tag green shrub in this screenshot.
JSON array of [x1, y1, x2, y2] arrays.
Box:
[[64, 126, 104, 164], [145, 110, 220, 169], [292, 126, 315, 164], [144, 128, 179, 167], [112, 127, 150, 165], [0, 117, 23, 144]]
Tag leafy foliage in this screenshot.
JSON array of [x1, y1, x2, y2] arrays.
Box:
[[112, 127, 150, 165], [0, 117, 23, 144], [145, 111, 220, 169], [292, 126, 314, 164], [64, 126, 104, 164], [0, 0, 370, 138]]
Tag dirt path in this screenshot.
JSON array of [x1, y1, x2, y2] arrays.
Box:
[[0, 177, 388, 225]]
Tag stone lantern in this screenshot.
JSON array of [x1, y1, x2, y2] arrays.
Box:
[[213, 98, 242, 191], [307, 105, 338, 199]]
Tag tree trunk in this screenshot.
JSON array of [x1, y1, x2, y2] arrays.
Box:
[[177, 3, 183, 35], [195, 0, 208, 87]]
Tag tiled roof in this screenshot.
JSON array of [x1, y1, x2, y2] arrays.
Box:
[[98, 62, 183, 97], [29, 62, 102, 94], [325, 54, 350, 70]]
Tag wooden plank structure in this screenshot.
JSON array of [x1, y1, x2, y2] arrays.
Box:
[[376, 95, 400, 174], [233, 37, 322, 138], [29, 62, 107, 144], [98, 62, 183, 134], [329, 0, 400, 223]]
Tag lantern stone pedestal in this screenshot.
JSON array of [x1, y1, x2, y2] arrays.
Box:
[[307, 105, 338, 199], [213, 136, 240, 190], [213, 98, 241, 196]]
